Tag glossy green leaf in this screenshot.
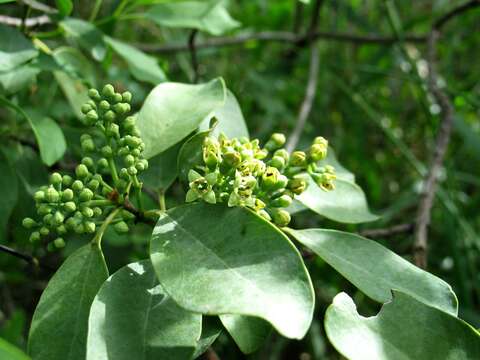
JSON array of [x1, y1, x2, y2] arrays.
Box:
[[0, 337, 29, 360], [53, 46, 95, 85], [177, 129, 211, 183], [146, 0, 240, 36], [60, 19, 106, 61], [55, 0, 73, 16], [0, 152, 18, 243], [325, 291, 480, 360], [28, 244, 109, 360], [192, 318, 222, 359], [199, 89, 249, 139], [150, 203, 314, 339], [220, 315, 271, 354], [54, 71, 90, 120], [286, 228, 458, 316], [0, 97, 66, 166], [297, 176, 379, 223], [0, 64, 39, 94], [319, 148, 354, 182], [87, 260, 202, 360], [137, 78, 226, 158], [104, 37, 166, 85], [0, 25, 38, 72]]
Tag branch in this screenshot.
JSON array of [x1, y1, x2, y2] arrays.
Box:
[[137, 31, 426, 54], [188, 29, 200, 83], [286, 45, 320, 152], [0, 244, 53, 271], [0, 15, 51, 28], [433, 0, 480, 30], [360, 223, 413, 238]]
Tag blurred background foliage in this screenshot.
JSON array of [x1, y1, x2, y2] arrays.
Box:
[[0, 0, 479, 358]]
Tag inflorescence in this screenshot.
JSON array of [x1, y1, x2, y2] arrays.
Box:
[[186, 133, 336, 227], [22, 84, 148, 250]]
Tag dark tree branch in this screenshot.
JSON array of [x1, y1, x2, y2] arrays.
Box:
[[413, 0, 480, 269], [0, 244, 53, 271], [188, 29, 200, 83], [137, 31, 426, 54], [360, 223, 414, 238]]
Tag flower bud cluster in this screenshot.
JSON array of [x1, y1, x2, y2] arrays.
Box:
[[186, 132, 336, 227], [23, 84, 147, 249]]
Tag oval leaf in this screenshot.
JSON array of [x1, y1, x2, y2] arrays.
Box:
[[60, 19, 106, 61], [287, 228, 458, 316], [297, 176, 378, 223], [150, 203, 314, 339], [87, 260, 202, 360], [28, 245, 109, 360], [325, 291, 480, 360], [0, 25, 38, 72], [137, 78, 226, 159], [219, 315, 271, 354], [176, 129, 211, 183], [146, 0, 240, 36], [104, 37, 166, 85], [0, 338, 29, 360]]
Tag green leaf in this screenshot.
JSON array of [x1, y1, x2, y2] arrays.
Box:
[[137, 78, 226, 158], [87, 260, 202, 360], [192, 318, 222, 359], [60, 19, 106, 61], [297, 176, 378, 223], [54, 71, 90, 120], [0, 152, 18, 243], [325, 291, 480, 360], [0, 97, 66, 166], [104, 37, 167, 85], [0, 338, 29, 360], [0, 25, 38, 72], [55, 0, 73, 16], [28, 244, 109, 360], [319, 148, 355, 182], [199, 89, 249, 139], [0, 64, 39, 94], [146, 0, 240, 36], [53, 46, 95, 85], [177, 129, 211, 183], [286, 228, 458, 316], [150, 203, 314, 339], [219, 315, 271, 354]]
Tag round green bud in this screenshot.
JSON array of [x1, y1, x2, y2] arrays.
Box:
[[81, 103, 92, 114], [88, 88, 101, 100], [39, 226, 50, 236], [122, 91, 132, 103], [76, 164, 90, 179], [29, 231, 41, 243], [79, 188, 94, 202], [290, 151, 307, 167], [93, 207, 102, 217], [113, 103, 129, 114], [114, 221, 129, 234], [22, 217, 37, 229], [274, 174, 289, 190], [65, 217, 76, 230], [271, 194, 293, 208], [308, 143, 327, 162], [54, 238, 66, 248], [118, 147, 129, 156], [313, 136, 328, 146], [107, 123, 120, 138], [97, 158, 109, 168], [53, 211, 65, 225], [135, 161, 145, 171], [123, 116, 135, 129], [274, 149, 289, 162], [64, 201, 76, 213], [72, 180, 84, 192], [125, 136, 141, 148], [104, 110, 116, 122], [113, 93, 123, 103], [50, 172, 63, 185], [131, 148, 140, 157], [34, 190, 45, 202], [45, 187, 60, 203], [99, 100, 110, 111], [272, 209, 291, 227], [120, 209, 135, 220], [92, 174, 103, 182], [82, 207, 94, 218], [74, 223, 85, 234], [37, 204, 52, 215], [269, 156, 286, 170], [62, 188, 74, 201], [81, 138, 95, 153], [86, 110, 98, 123], [265, 133, 286, 151], [57, 225, 67, 235], [130, 127, 141, 137], [127, 166, 137, 175], [87, 179, 100, 191], [85, 221, 96, 233], [287, 178, 307, 195], [81, 157, 94, 169], [124, 155, 135, 166], [62, 175, 73, 187], [102, 84, 115, 97], [80, 134, 92, 142], [119, 167, 129, 179], [261, 167, 280, 190], [258, 209, 271, 221], [101, 146, 113, 158]]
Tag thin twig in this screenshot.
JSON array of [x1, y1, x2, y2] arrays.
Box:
[[0, 244, 53, 271], [360, 223, 413, 238], [137, 31, 426, 54], [188, 29, 200, 83], [413, 0, 480, 268], [0, 15, 51, 28], [286, 45, 320, 152]]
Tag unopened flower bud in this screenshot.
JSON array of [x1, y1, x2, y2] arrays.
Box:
[[50, 172, 62, 185], [22, 217, 37, 229], [272, 209, 291, 227], [265, 133, 286, 150], [45, 187, 60, 203], [82, 207, 94, 218], [62, 189, 74, 201], [99, 100, 110, 111], [271, 194, 293, 208], [72, 180, 84, 192], [64, 201, 76, 213], [290, 151, 307, 167], [88, 88, 101, 100], [29, 231, 41, 243], [114, 221, 129, 233], [84, 221, 96, 233], [76, 164, 89, 179], [308, 143, 327, 162], [34, 190, 45, 202], [97, 158, 108, 168], [122, 91, 132, 103], [101, 146, 113, 158], [102, 84, 115, 97], [79, 188, 94, 202], [262, 167, 280, 190], [288, 178, 307, 195], [62, 175, 73, 187], [269, 156, 286, 170], [54, 238, 66, 248], [53, 211, 65, 225]]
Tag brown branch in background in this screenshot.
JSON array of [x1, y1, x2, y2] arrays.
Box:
[[137, 31, 426, 54], [0, 15, 51, 28], [0, 244, 53, 271], [292, 1, 305, 34], [188, 29, 200, 83], [360, 223, 413, 238], [413, 0, 480, 269]]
